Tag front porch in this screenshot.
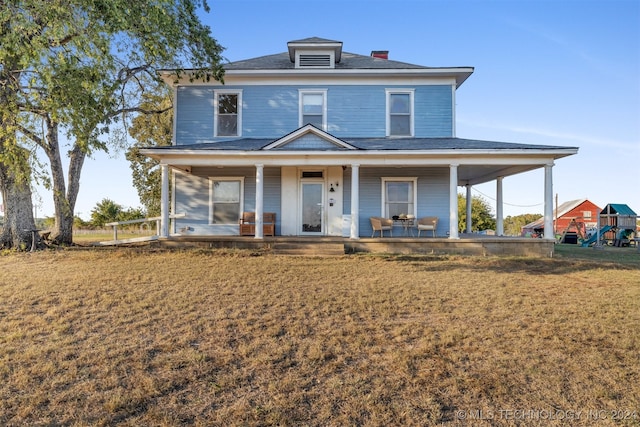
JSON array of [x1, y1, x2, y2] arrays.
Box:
[[154, 234, 556, 257]]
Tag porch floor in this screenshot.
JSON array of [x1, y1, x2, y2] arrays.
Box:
[[154, 234, 556, 257]]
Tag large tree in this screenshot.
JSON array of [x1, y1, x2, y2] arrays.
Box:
[[125, 89, 173, 217], [0, 0, 224, 247], [457, 193, 497, 233]]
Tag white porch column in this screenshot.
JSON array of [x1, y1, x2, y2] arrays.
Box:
[[544, 163, 554, 239], [160, 163, 169, 238], [496, 176, 504, 236], [255, 164, 264, 239], [465, 184, 472, 233], [449, 164, 459, 239], [350, 164, 360, 239]]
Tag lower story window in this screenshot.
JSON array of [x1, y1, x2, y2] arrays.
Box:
[[382, 177, 417, 218], [209, 178, 244, 224]]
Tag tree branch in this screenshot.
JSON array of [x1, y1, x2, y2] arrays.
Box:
[[16, 124, 44, 147]]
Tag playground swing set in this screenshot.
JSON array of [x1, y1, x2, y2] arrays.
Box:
[[557, 204, 638, 247]]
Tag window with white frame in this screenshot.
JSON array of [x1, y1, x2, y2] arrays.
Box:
[[209, 177, 244, 224], [382, 177, 417, 218], [386, 89, 414, 136], [299, 90, 327, 130], [214, 90, 242, 137]]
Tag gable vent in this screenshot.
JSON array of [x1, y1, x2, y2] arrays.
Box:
[[299, 54, 332, 67]]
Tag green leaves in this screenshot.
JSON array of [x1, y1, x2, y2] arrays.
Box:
[[1, 0, 224, 244], [457, 193, 497, 233]]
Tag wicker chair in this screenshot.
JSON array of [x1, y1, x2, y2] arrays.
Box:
[[370, 217, 393, 237], [417, 216, 438, 237]]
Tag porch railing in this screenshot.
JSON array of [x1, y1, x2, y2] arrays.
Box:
[[105, 213, 186, 241]]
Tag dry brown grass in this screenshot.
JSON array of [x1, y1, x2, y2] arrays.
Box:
[[0, 249, 639, 426]]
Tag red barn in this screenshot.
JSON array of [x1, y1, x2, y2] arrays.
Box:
[[521, 199, 601, 239]]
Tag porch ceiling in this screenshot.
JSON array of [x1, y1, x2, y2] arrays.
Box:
[[457, 163, 542, 186]]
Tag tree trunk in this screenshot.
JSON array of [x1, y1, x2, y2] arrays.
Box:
[[0, 160, 37, 250], [43, 117, 88, 245], [0, 63, 37, 250], [44, 121, 74, 245]]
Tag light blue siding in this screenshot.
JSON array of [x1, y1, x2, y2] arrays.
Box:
[[355, 167, 450, 237], [414, 86, 453, 137], [176, 87, 214, 145], [174, 84, 453, 144], [174, 166, 449, 237], [174, 167, 282, 235]]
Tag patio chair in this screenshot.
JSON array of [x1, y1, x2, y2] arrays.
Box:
[[370, 217, 393, 237], [417, 216, 438, 237]]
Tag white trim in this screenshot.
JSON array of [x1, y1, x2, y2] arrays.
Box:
[[298, 167, 327, 236], [262, 123, 357, 150], [298, 89, 328, 130], [544, 163, 554, 240], [385, 89, 415, 137], [295, 50, 335, 69], [160, 69, 473, 88], [160, 164, 170, 237], [449, 164, 459, 239], [298, 180, 326, 236], [147, 151, 576, 170], [496, 177, 504, 236], [381, 177, 418, 218], [451, 84, 456, 137], [213, 89, 243, 137], [255, 165, 264, 239], [208, 176, 245, 225], [172, 86, 178, 145], [350, 164, 360, 239]]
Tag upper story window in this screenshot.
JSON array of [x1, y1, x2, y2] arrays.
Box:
[[386, 89, 414, 137], [214, 90, 242, 137], [299, 90, 327, 130]]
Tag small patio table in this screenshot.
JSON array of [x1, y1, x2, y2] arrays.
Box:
[[394, 218, 415, 237]]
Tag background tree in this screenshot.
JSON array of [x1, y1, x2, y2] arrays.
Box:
[[90, 198, 145, 228], [457, 193, 497, 233], [90, 199, 124, 228], [0, 0, 224, 248], [504, 213, 543, 236], [126, 89, 173, 217]]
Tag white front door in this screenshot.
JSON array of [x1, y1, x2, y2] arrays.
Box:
[[300, 182, 324, 235]]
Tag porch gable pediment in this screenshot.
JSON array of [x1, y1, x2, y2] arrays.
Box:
[[262, 124, 357, 151]]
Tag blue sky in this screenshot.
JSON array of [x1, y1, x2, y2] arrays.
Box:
[[34, 0, 639, 220]]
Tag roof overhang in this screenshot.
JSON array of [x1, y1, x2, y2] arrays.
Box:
[[140, 147, 578, 186], [157, 67, 475, 88]]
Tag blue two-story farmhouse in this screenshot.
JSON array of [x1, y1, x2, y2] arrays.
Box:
[[141, 37, 577, 251]]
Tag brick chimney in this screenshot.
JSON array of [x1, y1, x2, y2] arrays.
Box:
[[371, 50, 388, 60]]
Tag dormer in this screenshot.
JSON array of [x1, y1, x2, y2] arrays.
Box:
[[287, 37, 343, 69]]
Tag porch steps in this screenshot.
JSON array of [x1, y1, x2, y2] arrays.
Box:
[[271, 241, 346, 256]]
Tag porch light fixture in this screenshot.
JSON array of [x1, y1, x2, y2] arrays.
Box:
[[330, 184, 335, 192]]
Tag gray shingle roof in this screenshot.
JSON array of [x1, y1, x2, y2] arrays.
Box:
[[224, 51, 455, 71], [151, 137, 576, 152]]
